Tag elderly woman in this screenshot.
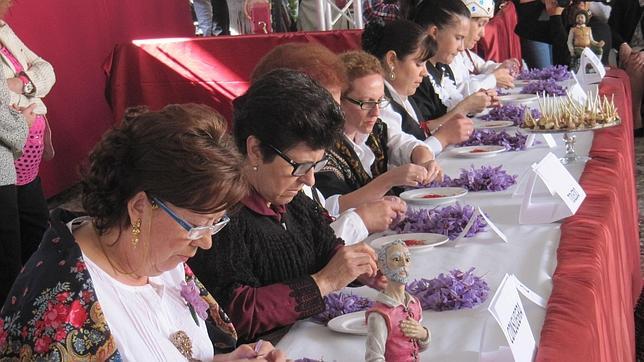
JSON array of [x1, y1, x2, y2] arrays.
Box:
[[189, 69, 381, 343], [361, 18, 473, 157], [0, 104, 284, 361], [251, 42, 408, 239], [314, 50, 442, 216]]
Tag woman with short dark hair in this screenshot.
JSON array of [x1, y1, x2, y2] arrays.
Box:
[[1, 104, 284, 361], [189, 69, 382, 344]]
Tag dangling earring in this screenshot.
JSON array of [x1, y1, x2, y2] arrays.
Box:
[[131, 218, 142, 246], [389, 68, 396, 81], [252, 165, 258, 171]]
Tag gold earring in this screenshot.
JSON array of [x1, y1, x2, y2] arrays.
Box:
[[131, 218, 142, 246], [389, 69, 396, 81], [252, 165, 258, 171]]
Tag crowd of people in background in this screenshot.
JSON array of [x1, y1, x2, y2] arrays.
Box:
[[0, 0, 642, 360]]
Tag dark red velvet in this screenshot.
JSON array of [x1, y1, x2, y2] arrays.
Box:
[[536, 69, 641, 362], [4, 0, 194, 196]]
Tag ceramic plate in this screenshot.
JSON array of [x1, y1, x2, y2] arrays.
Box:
[[327, 311, 368, 335], [497, 94, 538, 106], [451, 145, 507, 157], [473, 120, 515, 129], [399, 187, 468, 205], [369, 233, 450, 252]]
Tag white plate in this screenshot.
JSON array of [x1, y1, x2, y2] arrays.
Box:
[[399, 187, 468, 205], [473, 120, 515, 129], [327, 311, 368, 335], [497, 94, 538, 106], [369, 233, 450, 252], [452, 145, 506, 158]]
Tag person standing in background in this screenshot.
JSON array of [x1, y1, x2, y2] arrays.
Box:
[[193, 0, 230, 36], [0, 0, 53, 304]]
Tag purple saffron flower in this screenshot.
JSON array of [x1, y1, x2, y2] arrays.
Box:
[[181, 280, 210, 323], [517, 65, 570, 81], [420, 165, 518, 192], [406, 268, 490, 311], [458, 129, 528, 151], [520, 79, 566, 96], [311, 292, 374, 325], [480, 105, 541, 126], [392, 203, 488, 240]]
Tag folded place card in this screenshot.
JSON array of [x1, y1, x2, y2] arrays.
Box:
[[576, 48, 605, 88], [456, 206, 508, 243], [518, 152, 586, 224], [488, 274, 537, 362], [525, 133, 557, 149]]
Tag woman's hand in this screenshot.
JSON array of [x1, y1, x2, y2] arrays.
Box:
[[543, 0, 564, 16], [312, 242, 378, 296], [400, 317, 429, 341], [13, 103, 37, 127], [213, 341, 286, 361], [382, 164, 430, 188], [493, 67, 515, 88], [354, 197, 407, 233], [6, 77, 22, 94], [433, 114, 473, 147], [458, 91, 492, 114], [417, 160, 443, 184]]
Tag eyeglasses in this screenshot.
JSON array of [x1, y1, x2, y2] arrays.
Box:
[[265, 144, 328, 177], [342, 95, 390, 110], [151, 196, 230, 240]]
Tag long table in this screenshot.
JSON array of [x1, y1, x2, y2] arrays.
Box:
[[276, 69, 640, 361]]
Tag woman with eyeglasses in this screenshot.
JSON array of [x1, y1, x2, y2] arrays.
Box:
[[361, 18, 474, 158], [314, 50, 442, 218], [0, 104, 285, 361], [189, 69, 383, 344]]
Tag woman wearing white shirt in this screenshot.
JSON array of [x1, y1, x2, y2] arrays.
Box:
[[362, 18, 474, 156], [315, 51, 442, 219], [451, 0, 519, 97]]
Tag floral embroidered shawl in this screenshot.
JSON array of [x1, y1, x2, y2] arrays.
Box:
[[0, 209, 237, 361]]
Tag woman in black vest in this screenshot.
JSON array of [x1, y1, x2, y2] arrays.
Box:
[[362, 18, 474, 156]]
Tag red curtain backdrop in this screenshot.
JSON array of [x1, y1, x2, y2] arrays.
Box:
[[4, 0, 194, 197]]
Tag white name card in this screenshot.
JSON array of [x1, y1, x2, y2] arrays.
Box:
[[456, 206, 507, 243], [518, 152, 586, 224], [525, 134, 557, 149], [488, 274, 537, 362], [576, 48, 605, 87]]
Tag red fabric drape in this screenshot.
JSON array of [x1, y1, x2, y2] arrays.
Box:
[[4, 0, 193, 196], [536, 68, 641, 362], [477, 2, 522, 62]]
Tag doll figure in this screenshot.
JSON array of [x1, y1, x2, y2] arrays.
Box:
[[567, 9, 605, 66], [365, 240, 430, 362]]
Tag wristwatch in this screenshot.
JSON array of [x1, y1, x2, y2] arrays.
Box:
[[18, 74, 34, 95]]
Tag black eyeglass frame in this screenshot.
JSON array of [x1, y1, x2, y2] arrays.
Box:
[[265, 143, 328, 176], [341, 95, 391, 110]]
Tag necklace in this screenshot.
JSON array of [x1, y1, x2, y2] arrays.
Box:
[[170, 331, 202, 361]]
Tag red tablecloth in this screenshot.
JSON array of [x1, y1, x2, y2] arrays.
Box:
[[536, 68, 641, 361], [4, 0, 194, 197]]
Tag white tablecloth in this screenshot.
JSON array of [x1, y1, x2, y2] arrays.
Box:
[[277, 131, 593, 361]]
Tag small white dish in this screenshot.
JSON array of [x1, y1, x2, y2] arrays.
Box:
[[327, 311, 368, 335], [473, 120, 515, 129], [399, 187, 468, 205], [369, 233, 450, 252], [451, 145, 507, 158], [497, 94, 538, 106]]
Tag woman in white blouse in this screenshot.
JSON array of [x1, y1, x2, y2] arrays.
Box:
[[0, 104, 285, 362], [315, 50, 443, 220]]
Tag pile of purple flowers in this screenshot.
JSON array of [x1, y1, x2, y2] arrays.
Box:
[[311, 292, 374, 325], [458, 129, 528, 151], [425, 165, 518, 191], [517, 65, 570, 81], [392, 203, 487, 240], [406, 268, 490, 311], [520, 79, 566, 96], [480, 105, 541, 126]]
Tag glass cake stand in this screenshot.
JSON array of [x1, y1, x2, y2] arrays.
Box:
[[522, 119, 621, 164]]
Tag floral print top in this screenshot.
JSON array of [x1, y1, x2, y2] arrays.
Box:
[[0, 209, 237, 361]]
